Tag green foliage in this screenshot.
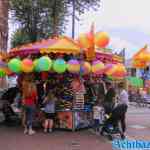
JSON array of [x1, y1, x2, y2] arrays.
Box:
[[11, 29, 30, 48], [10, 0, 101, 47]]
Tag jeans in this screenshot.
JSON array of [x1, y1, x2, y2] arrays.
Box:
[[24, 105, 35, 128]]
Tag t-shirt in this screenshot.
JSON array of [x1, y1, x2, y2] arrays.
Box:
[[23, 91, 37, 106], [93, 106, 104, 120], [119, 90, 129, 106], [44, 101, 55, 114]]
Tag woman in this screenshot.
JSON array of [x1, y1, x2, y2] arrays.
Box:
[[22, 81, 37, 135]]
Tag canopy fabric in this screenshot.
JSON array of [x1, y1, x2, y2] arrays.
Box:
[[96, 50, 123, 63], [9, 38, 57, 57], [127, 77, 143, 87], [40, 36, 81, 55], [133, 45, 147, 59]]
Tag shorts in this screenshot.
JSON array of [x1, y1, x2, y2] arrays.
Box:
[[45, 113, 55, 119], [94, 119, 100, 127]]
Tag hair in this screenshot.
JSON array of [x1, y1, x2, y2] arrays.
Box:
[[22, 81, 32, 99], [46, 92, 55, 102], [105, 88, 116, 102], [118, 82, 125, 89]]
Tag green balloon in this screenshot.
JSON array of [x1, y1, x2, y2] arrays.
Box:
[[53, 59, 67, 74], [38, 56, 52, 71], [0, 69, 6, 77], [8, 58, 21, 73], [33, 59, 40, 72]]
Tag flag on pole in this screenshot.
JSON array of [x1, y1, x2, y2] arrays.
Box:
[[85, 23, 95, 61]]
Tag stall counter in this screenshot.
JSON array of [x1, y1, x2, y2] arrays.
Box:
[[55, 110, 93, 131]]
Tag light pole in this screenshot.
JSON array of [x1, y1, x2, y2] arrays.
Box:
[[72, 0, 75, 39]]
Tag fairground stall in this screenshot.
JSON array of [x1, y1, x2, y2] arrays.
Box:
[[1, 29, 126, 131]]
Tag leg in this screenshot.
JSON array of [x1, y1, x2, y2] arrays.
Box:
[[44, 119, 49, 132], [27, 106, 36, 135], [48, 119, 54, 132], [120, 114, 126, 133], [22, 107, 28, 134]]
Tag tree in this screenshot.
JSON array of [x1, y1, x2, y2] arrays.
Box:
[[0, 0, 9, 50], [10, 0, 67, 43], [10, 0, 101, 47], [0, 0, 9, 89], [11, 29, 31, 48]]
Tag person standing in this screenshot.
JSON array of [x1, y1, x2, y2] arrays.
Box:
[[43, 92, 56, 133], [22, 81, 37, 135], [118, 82, 129, 135]]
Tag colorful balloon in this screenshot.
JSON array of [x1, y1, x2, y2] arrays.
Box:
[[80, 61, 91, 75], [53, 59, 67, 74], [95, 32, 109, 48], [67, 59, 80, 73], [0, 69, 6, 77], [38, 56, 52, 71], [21, 59, 34, 73], [33, 59, 40, 72], [111, 64, 127, 78], [8, 58, 21, 73], [92, 60, 105, 75]]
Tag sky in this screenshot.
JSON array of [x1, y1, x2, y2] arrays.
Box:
[[65, 0, 150, 59], [9, 0, 150, 59]]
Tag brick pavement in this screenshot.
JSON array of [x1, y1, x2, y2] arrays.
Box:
[[0, 126, 112, 150], [0, 105, 150, 150]]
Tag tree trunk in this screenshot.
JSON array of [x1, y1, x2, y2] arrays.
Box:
[[0, 0, 9, 89], [0, 0, 9, 51]]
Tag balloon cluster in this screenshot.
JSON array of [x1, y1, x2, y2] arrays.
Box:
[[105, 63, 127, 79], [78, 31, 110, 49], [7, 57, 108, 76]]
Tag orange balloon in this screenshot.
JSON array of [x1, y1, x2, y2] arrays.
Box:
[[95, 32, 109, 48]]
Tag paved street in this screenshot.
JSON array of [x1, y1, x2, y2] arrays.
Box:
[[0, 105, 150, 150]]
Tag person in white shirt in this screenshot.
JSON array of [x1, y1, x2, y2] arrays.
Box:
[[118, 82, 129, 135]]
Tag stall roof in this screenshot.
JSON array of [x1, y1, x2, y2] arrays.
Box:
[[9, 38, 57, 57], [9, 36, 80, 57], [40, 36, 81, 55]]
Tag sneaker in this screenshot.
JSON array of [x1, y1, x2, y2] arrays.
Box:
[[24, 128, 28, 134], [49, 128, 52, 133], [44, 128, 47, 133], [28, 129, 36, 135]]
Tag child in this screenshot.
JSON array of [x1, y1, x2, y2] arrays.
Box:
[[43, 92, 56, 133], [93, 101, 104, 133]]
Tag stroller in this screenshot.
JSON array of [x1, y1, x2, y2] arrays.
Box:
[[100, 103, 128, 140], [1, 87, 21, 126]]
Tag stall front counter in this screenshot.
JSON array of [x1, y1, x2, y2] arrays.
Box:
[[55, 110, 93, 131]]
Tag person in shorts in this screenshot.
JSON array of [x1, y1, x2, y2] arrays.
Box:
[[43, 92, 56, 133]]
